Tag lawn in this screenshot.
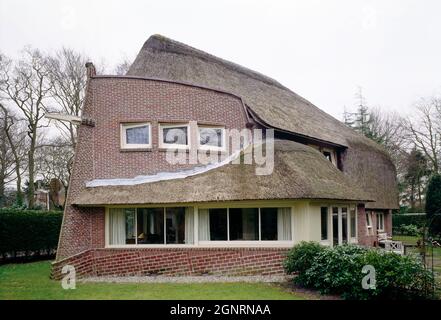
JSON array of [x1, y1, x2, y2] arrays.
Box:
[[0, 261, 308, 300]]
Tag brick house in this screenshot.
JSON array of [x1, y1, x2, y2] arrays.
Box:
[[52, 35, 398, 279]]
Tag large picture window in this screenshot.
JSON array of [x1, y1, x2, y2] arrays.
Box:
[[108, 207, 193, 245], [198, 207, 292, 242], [120, 123, 151, 149]]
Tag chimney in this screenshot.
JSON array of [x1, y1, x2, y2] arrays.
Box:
[[85, 62, 96, 78]]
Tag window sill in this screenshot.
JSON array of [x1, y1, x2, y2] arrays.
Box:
[[120, 148, 152, 152]]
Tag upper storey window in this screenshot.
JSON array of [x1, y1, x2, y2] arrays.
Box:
[[159, 123, 189, 149], [121, 123, 151, 149], [198, 126, 226, 151], [322, 148, 337, 166]]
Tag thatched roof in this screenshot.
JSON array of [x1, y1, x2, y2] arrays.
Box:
[[73, 140, 372, 206], [126, 35, 399, 209]]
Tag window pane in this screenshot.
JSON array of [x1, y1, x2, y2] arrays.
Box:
[[332, 207, 339, 246], [342, 207, 348, 244], [136, 208, 164, 244], [125, 208, 136, 244], [261, 208, 277, 240], [126, 125, 149, 144], [229, 208, 259, 241], [199, 127, 223, 147], [321, 207, 328, 240], [166, 207, 186, 244], [209, 209, 228, 240], [163, 126, 188, 145], [350, 208, 356, 238]]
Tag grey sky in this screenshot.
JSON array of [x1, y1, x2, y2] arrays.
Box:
[[1, 0, 440, 119]]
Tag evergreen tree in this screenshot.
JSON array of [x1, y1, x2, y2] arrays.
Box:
[[425, 174, 441, 236]]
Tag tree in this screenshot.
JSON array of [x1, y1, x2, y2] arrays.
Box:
[[35, 136, 73, 207], [403, 98, 441, 174], [46, 48, 88, 149], [0, 103, 27, 206], [353, 87, 373, 137], [403, 148, 430, 210], [114, 57, 132, 76], [0, 48, 52, 208], [425, 174, 441, 237]]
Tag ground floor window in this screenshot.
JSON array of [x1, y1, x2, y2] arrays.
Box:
[[377, 212, 385, 232], [321, 205, 357, 246], [366, 211, 373, 235], [108, 207, 194, 245], [198, 207, 292, 242]]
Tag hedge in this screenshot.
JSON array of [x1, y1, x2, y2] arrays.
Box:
[[393, 214, 427, 229], [0, 208, 63, 259]]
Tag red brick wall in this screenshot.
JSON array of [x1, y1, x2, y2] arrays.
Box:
[[56, 77, 248, 260], [357, 204, 392, 247], [52, 248, 288, 279]]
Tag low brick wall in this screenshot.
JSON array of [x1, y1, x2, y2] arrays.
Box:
[[51, 247, 289, 280]]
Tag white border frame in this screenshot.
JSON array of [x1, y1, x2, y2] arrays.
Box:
[[159, 123, 190, 149], [120, 123, 152, 149]]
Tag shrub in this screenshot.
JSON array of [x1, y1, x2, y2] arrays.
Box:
[[285, 242, 434, 300], [0, 208, 63, 260], [283, 241, 325, 274], [392, 214, 426, 234], [399, 224, 421, 237]]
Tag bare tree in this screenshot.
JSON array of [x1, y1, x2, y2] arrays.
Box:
[[403, 98, 441, 174], [114, 57, 132, 76], [0, 103, 28, 206], [35, 136, 74, 207], [46, 48, 88, 148], [0, 49, 52, 208]]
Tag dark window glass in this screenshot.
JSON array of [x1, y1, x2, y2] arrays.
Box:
[[163, 126, 188, 145], [229, 208, 259, 241], [323, 151, 332, 162], [261, 208, 278, 240], [126, 125, 149, 144], [342, 207, 348, 244], [136, 208, 164, 244], [332, 207, 339, 246], [125, 208, 136, 244], [321, 207, 328, 240], [350, 208, 356, 238], [209, 209, 228, 240], [165, 207, 185, 244]]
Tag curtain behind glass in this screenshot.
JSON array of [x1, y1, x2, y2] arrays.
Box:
[[198, 209, 210, 241], [109, 208, 126, 245], [185, 207, 194, 244], [277, 208, 292, 240]]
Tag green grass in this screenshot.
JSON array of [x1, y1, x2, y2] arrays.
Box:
[[393, 235, 420, 245], [0, 261, 308, 300]]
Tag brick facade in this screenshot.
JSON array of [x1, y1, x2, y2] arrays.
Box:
[[56, 77, 248, 261], [357, 204, 392, 247], [51, 248, 288, 280]]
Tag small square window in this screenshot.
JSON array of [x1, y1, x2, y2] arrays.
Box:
[[121, 123, 151, 149], [159, 124, 189, 149], [198, 126, 225, 150]]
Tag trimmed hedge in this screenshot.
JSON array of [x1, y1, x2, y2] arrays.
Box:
[[393, 214, 427, 235], [284, 242, 435, 300], [0, 208, 63, 259]]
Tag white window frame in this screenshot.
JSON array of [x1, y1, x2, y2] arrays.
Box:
[[120, 123, 152, 149], [377, 212, 385, 232], [366, 211, 373, 236], [197, 125, 226, 151], [159, 123, 190, 149], [321, 204, 358, 246]]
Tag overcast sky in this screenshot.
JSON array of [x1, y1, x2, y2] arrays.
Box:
[[1, 0, 440, 119]]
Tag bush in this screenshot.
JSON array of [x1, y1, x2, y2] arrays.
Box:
[[392, 214, 426, 235], [399, 224, 421, 237], [284, 242, 434, 300], [0, 208, 63, 260], [283, 241, 325, 274]]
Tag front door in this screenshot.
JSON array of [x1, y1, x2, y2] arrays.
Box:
[[332, 206, 348, 246]]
